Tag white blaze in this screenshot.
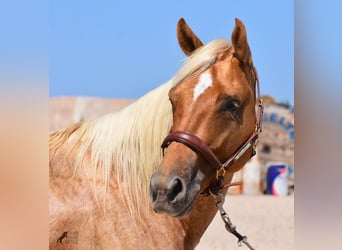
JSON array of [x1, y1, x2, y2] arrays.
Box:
[[193, 72, 212, 101]]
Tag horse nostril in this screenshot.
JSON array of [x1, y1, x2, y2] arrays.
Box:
[[150, 173, 186, 204], [150, 185, 157, 202], [167, 177, 185, 203], [150, 173, 160, 202]]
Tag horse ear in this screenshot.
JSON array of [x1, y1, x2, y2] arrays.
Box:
[[177, 18, 203, 56], [231, 18, 252, 66]]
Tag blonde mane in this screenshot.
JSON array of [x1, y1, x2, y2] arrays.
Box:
[[50, 39, 232, 217]]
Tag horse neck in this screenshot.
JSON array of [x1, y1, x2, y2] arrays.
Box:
[[179, 196, 220, 247], [178, 174, 233, 248]]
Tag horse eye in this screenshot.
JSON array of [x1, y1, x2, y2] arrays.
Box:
[[222, 98, 241, 112]]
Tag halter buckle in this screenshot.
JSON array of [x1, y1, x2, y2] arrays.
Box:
[[258, 97, 263, 106], [216, 165, 226, 179], [251, 144, 257, 157], [254, 124, 259, 133]]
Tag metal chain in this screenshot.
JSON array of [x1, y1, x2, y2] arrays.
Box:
[[210, 191, 256, 250]]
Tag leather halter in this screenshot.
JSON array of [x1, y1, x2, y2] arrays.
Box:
[[161, 65, 263, 194]]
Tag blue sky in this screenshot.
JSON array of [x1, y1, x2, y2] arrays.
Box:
[[50, 1, 294, 105]]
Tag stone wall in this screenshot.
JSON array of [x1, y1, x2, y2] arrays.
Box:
[[49, 96, 133, 132]]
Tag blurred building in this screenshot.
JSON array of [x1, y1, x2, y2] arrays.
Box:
[[257, 96, 294, 168], [230, 96, 294, 195], [256, 96, 294, 194]]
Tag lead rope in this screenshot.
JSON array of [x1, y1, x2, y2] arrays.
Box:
[[210, 191, 256, 250]]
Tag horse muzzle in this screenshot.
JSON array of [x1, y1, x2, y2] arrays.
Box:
[[149, 169, 202, 217]]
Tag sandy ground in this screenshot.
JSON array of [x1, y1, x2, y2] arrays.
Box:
[[196, 195, 294, 250]]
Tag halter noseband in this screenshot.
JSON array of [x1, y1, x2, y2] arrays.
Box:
[[161, 65, 263, 195]]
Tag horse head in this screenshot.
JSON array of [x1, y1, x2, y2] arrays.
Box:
[[150, 18, 259, 217]]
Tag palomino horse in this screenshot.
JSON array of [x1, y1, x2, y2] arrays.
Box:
[[49, 17, 262, 249]]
